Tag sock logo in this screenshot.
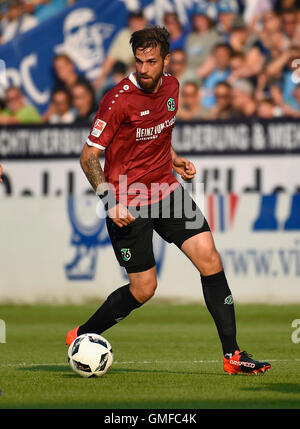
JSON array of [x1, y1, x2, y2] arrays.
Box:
[[224, 295, 234, 305], [121, 248, 131, 262]]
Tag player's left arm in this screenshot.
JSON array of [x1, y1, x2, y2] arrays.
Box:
[[171, 146, 196, 180], [0, 164, 2, 182]]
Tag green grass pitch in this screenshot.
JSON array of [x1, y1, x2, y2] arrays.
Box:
[[0, 302, 299, 409]]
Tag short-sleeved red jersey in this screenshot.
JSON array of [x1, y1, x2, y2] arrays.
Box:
[[86, 72, 180, 206]]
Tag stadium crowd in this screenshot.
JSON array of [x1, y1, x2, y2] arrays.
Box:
[[1, 0, 300, 125]]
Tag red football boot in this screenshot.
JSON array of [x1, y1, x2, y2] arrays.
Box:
[[223, 350, 271, 375], [66, 326, 79, 346]]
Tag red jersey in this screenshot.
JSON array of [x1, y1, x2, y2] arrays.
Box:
[[86, 72, 179, 206]]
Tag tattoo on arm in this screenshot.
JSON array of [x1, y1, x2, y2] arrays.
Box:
[[83, 153, 106, 191]]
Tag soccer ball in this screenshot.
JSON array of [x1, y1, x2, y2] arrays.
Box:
[[68, 333, 113, 378]]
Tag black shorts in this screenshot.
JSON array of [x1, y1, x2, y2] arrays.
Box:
[[106, 185, 210, 273]]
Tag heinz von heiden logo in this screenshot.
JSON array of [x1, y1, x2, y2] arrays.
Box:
[[136, 116, 176, 142]]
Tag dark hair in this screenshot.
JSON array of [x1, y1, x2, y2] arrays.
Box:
[[258, 98, 274, 106], [72, 79, 96, 107], [282, 6, 299, 15], [72, 79, 94, 96], [52, 88, 72, 105], [163, 11, 181, 26], [53, 53, 74, 65], [112, 61, 127, 75], [130, 25, 170, 59], [128, 10, 144, 19], [214, 43, 233, 55], [215, 81, 231, 90]]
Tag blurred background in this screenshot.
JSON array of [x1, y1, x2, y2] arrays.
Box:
[[0, 0, 299, 304]]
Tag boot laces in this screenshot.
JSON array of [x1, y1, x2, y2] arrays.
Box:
[[239, 350, 253, 359]]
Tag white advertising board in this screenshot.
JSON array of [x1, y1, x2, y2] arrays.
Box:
[[0, 178, 299, 303]]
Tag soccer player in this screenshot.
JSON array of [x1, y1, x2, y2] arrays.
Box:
[[66, 26, 271, 375]]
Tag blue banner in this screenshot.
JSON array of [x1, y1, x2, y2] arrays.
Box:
[[0, 0, 134, 112], [0, 0, 204, 113]]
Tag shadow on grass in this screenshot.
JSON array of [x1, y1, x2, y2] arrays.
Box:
[[18, 365, 225, 378], [241, 383, 300, 394], [18, 365, 70, 373]]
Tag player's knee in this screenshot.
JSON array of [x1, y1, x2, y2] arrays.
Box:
[[131, 278, 157, 304], [201, 248, 223, 275], [140, 279, 157, 302]]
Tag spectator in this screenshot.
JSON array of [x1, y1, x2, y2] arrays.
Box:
[[93, 10, 147, 91], [227, 18, 265, 84], [207, 81, 240, 119], [190, 0, 218, 22], [71, 81, 97, 125], [281, 7, 300, 46], [199, 43, 233, 109], [47, 88, 75, 124], [252, 11, 290, 100], [52, 53, 91, 93], [231, 78, 257, 116], [42, 53, 90, 122], [1, 0, 38, 44], [229, 51, 246, 72], [266, 47, 300, 109], [217, 2, 239, 42], [254, 10, 290, 80], [0, 86, 41, 124], [185, 9, 220, 77], [191, 0, 240, 23], [177, 81, 208, 120], [167, 49, 196, 87], [257, 10, 287, 50], [243, 0, 274, 28], [163, 11, 187, 52], [230, 15, 264, 54], [97, 61, 128, 101]]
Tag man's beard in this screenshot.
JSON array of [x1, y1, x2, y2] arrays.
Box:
[[136, 66, 164, 92]]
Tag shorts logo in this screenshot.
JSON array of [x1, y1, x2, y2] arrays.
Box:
[[121, 248, 131, 262], [224, 295, 234, 305], [91, 119, 107, 138], [167, 98, 175, 111]]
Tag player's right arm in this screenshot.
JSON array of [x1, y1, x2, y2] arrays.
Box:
[[81, 88, 135, 227], [80, 141, 135, 228], [80, 144, 106, 192]]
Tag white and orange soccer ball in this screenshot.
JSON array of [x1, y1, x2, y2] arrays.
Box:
[[68, 333, 113, 378]]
